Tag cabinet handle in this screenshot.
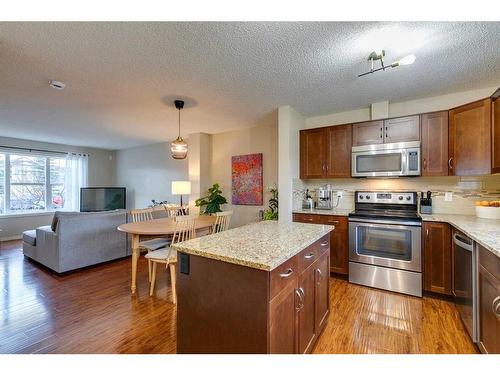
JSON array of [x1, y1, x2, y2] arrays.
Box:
[[448, 157, 454, 170], [379, 127, 383, 139], [304, 252, 315, 259], [320, 241, 329, 247], [493, 296, 500, 320], [327, 220, 339, 224], [295, 289, 303, 311], [279, 268, 294, 278], [426, 228, 429, 237], [316, 268, 323, 285], [303, 218, 313, 222], [423, 158, 427, 171]]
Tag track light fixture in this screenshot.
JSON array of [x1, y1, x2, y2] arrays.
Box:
[[358, 50, 416, 77]]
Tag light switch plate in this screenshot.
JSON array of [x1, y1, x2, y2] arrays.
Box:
[[445, 192, 453, 202]]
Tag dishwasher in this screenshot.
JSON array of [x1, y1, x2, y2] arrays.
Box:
[[452, 229, 478, 343]]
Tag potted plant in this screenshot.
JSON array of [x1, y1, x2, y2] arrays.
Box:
[[262, 185, 278, 221], [195, 183, 228, 215]]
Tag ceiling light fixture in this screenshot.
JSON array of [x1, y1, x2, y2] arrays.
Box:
[[170, 100, 188, 160], [358, 51, 416, 77], [49, 80, 66, 90]]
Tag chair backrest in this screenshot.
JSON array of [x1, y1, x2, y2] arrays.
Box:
[[213, 210, 233, 233], [171, 215, 197, 244], [130, 208, 154, 223], [163, 204, 184, 218]]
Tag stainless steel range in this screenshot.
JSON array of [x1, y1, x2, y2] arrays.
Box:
[[348, 191, 422, 297]]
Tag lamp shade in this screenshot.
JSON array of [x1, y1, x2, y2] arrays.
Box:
[[172, 181, 191, 195]]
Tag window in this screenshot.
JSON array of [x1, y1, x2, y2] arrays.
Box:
[[0, 151, 69, 214]]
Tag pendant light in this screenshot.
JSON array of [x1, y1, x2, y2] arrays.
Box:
[[171, 100, 188, 160]]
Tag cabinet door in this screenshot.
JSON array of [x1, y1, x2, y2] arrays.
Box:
[[318, 215, 348, 275], [314, 253, 330, 335], [421, 111, 449, 176], [423, 222, 452, 295], [352, 120, 384, 146], [478, 265, 500, 354], [325, 124, 352, 178], [300, 128, 327, 179], [492, 98, 500, 174], [269, 280, 298, 354], [383, 115, 420, 144], [297, 265, 316, 354], [449, 99, 492, 176]]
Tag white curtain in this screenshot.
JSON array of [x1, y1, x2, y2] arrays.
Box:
[[64, 153, 89, 211]]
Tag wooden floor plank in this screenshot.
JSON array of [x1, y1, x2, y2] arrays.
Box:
[[0, 240, 477, 354]]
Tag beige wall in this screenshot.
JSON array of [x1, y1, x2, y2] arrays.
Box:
[[211, 114, 278, 228], [0, 136, 116, 240]]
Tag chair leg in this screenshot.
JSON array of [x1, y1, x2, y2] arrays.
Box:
[[169, 263, 177, 304], [148, 260, 152, 282], [149, 262, 157, 296]]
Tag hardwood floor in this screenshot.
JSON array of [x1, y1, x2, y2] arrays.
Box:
[[0, 240, 477, 354]]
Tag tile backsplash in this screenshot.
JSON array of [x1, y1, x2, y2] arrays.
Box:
[[293, 175, 500, 215]]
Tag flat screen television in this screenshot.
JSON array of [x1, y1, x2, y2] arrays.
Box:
[[80, 187, 126, 212]]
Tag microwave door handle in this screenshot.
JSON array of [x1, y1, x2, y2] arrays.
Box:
[[401, 150, 407, 174]]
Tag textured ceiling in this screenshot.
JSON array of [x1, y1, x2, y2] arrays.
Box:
[[0, 22, 499, 149]]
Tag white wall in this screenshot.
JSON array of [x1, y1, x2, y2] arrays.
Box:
[[0, 136, 116, 240], [210, 115, 278, 228], [115, 142, 188, 209], [278, 105, 304, 222]]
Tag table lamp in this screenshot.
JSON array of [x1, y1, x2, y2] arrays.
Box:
[[172, 181, 191, 207]]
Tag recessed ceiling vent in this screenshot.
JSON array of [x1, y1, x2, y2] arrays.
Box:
[[49, 80, 66, 90]]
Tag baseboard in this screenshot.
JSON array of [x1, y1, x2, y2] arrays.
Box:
[[0, 235, 22, 242]]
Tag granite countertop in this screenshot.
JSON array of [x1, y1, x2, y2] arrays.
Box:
[[420, 214, 500, 258], [292, 208, 353, 216], [171, 221, 334, 271]]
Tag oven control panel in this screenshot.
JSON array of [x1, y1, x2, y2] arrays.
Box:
[[356, 191, 416, 205]]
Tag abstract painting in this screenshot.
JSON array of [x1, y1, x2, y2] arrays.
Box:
[[231, 153, 263, 206]]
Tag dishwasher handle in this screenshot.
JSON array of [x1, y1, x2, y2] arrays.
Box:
[[453, 233, 473, 252]]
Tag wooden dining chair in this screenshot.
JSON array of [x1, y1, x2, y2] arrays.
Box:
[[212, 210, 233, 234], [163, 204, 184, 218], [129, 208, 170, 282], [145, 215, 197, 302]]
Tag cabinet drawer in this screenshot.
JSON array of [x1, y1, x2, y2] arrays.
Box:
[[292, 213, 321, 224], [299, 235, 330, 273], [270, 255, 299, 300], [479, 245, 500, 279]]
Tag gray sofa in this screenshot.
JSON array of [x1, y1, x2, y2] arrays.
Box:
[[22, 210, 129, 273]]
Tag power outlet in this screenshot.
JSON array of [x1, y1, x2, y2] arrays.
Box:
[[445, 192, 453, 202], [336, 191, 343, 198]]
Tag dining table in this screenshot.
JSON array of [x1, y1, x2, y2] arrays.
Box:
[[117, 215, 216, 293]]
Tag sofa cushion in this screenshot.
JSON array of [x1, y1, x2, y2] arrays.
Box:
[[22, 230, 37, 246]]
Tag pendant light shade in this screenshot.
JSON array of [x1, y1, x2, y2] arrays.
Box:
[[171, 100, 188, 160]]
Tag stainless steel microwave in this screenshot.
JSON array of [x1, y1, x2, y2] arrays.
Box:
[[351, 141, 421, 177]]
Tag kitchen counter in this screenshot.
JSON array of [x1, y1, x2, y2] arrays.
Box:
[[171, 220, 334, 271], [292, 208, 352, 216], [420, 214, 500, 258]]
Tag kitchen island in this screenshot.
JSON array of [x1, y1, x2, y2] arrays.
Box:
[[171, 220, 334, 354]]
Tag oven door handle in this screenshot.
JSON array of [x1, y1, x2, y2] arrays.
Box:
[[349, 217, 422, 227], [453, 233, 473, 252]]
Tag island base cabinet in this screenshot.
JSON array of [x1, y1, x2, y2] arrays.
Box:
[[177, 235, 331, 354], [478, 245, 500, 354]]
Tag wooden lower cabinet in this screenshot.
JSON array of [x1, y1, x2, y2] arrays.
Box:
[[269, 249, 330, 354], [423, 222, 452, 295], [293, 213, 349, 275], [477, 245, 500, 354]]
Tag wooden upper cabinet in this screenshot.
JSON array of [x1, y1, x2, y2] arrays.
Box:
[[300, 128, 327, 179], [449, 98, 492, 176], [325, 124, 352, 178], [421, 111, 449, 176], [383, 115, 420, 144], [423, 222, 452, 295], [352, 120, 383, 146], [492, 98, 500, 174]]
